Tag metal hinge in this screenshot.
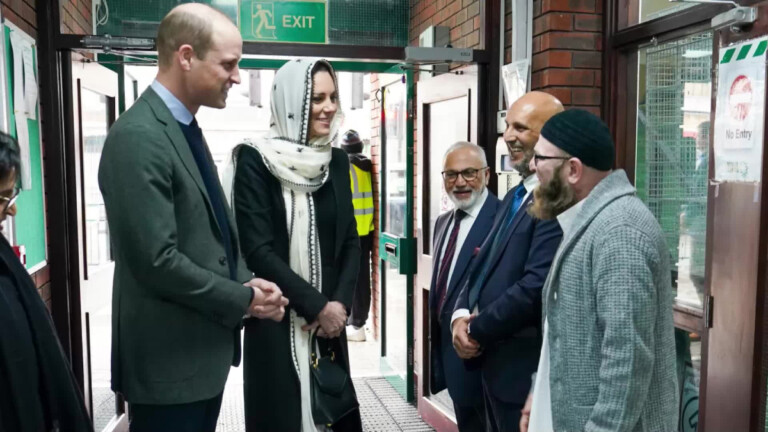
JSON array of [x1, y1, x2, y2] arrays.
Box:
[[704, 295, 714, 328]]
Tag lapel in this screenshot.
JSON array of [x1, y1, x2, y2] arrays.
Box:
[[440, 195, 497, 316], [483, 188, 534, 277], [429, 212, 451, 310], [143, 88, 220, 239]]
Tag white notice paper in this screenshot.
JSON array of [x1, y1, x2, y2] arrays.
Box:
[[22, 42, 36, 120], [9, 30, 31, 189], [714, 36, 767, 182]]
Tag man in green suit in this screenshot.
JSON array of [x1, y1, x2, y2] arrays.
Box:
[[98, 4, 287, 431]]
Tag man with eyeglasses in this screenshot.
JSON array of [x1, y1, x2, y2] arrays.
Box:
[[429, 142, 500, 431], [0, 132, 92, 431], [451, 91, 564, 432], [520, 109, 677, 432]]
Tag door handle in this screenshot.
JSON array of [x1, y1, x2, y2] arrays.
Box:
[[384, 242, 397, 255]]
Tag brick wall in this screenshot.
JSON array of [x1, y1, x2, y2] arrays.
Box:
[[410, 0, 482, 49], [61, 0, 92, 35], [369, 73, 381, 340], [1, 0, 37, 37], [530, 0, 603, 116]]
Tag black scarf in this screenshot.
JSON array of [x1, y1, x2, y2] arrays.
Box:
[[0, 236, 92, 432]]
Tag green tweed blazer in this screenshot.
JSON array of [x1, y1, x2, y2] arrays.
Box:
[[98, 87, 253, 404], [542, 170, 679, 432]]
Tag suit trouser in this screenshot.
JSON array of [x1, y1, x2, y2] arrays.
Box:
[[454, 402, 486, 432], [482, 379, 522, 432], [349, 233, 373, 328], [129, 392, 224, 432]]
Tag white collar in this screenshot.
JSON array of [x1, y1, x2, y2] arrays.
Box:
[[556, 199, 585, 237], [523, 173, 540, 193]]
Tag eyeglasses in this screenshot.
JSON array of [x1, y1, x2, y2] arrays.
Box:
[[442, 167, 488, 182], [0, 187, 20, 212], [533, 154, 571, 166]]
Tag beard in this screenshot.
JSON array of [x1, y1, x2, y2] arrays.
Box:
[[448, 186, 483, 210], [507, 143, 534, 178], [528, 164, 576, 220]]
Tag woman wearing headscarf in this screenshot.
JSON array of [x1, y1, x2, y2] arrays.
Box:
[[229, 59, 362, 431], [0, 131, 93, 432]]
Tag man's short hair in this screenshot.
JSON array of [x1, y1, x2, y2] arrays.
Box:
[[443, 141, 488, 167], [0, 132, 21, 182], [156, 5, 230, 69]]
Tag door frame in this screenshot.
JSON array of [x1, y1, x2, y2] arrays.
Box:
[[415, 66, 478, 431], [70, 54, 128, 432]]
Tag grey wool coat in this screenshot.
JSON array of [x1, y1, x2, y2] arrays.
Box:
[[542, 170, 679, 432]]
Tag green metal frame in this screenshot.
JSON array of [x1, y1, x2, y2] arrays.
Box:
[[377, 65, 415, 403]]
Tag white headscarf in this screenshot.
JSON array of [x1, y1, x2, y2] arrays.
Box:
[[223, 58, 342, 432]]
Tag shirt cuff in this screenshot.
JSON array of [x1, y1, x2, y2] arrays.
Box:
[[450, 308, 471, 333]]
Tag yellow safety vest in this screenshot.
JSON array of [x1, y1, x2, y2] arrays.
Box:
[[349, 164, 374, 236]]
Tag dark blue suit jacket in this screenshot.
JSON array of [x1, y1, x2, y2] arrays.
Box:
[[429, 193, 500, 407], [454, 184, 562, 405]]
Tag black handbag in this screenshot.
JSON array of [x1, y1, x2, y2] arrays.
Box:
[[310, 330, 360, 427]]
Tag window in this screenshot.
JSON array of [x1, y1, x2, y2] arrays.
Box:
[[634, 32, 712, 311]]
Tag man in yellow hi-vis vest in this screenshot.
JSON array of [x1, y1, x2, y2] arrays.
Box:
[[342, 130, 374, 342]]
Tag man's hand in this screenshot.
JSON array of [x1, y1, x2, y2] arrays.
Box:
[[520, 392, 533, 432], [300, 321, 330, 338], [245, 278, 289, 322], [316, 301, 346, 338], [452, 314, 481, 359]]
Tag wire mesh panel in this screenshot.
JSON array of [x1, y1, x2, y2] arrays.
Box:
[[89, 0, 409, 47], [635, 32, 712, 310]]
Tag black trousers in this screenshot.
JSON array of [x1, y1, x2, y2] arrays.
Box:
[[455, 402, 486, 432], [349, 233, 373, 328], [482, 379, 522, 432], [129, 392, 224, 432]]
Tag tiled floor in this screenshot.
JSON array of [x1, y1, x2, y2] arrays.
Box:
[[216, 326, 434, 432]]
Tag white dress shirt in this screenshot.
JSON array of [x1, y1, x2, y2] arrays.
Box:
[[529, 198, 584, 432], [450, 173, 540, 327], [437, 188, 489, 292]]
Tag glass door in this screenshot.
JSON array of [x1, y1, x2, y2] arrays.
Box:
[[379, 67, 415, 402], [71, 58, 127, 432]]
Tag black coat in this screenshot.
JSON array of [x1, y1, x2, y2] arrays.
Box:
[[233, 145, 362, 432], [0, 236, 92, 432]]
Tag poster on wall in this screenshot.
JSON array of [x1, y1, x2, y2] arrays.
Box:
[[714, 36, 767, 182]]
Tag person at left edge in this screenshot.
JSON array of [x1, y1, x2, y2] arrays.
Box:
[[98, 5, 288, 432], [429, 142, 500, 432], [0, 131, 92, 432]]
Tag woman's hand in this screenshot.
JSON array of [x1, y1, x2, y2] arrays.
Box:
[[317, 301, 346, 338]]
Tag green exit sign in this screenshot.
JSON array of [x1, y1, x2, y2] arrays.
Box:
[[239, 0, 327, 44]]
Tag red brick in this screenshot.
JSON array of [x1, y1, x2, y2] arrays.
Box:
[[455, 8, 468, 24], [531, 71, 544, 89], [541, 31, 599, 50], [533, 13, 573, 36], [534, 0, 542, 15], [450, 26, 462, 43], [532, 50, 572, 71], [574, 13, 602, 31], [467, 2, 480, 17], [532, 35, 542, 53], [544, 87, 572, 104], [542, 0, 596, 13], [572, 51, 602, 68], [572, 87, 601, 105], [541, 69, 594, 86], [474, 15, 481, 30]]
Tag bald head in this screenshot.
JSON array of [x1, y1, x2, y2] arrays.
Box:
[[157, 4, 237, 69], [503, 91, 564, 177]]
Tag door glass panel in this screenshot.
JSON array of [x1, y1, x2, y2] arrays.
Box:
[[676, 329, 701, 432], [381, 80, 408, 395], [79, 87, 118, 431], [635, 32, 712, 311], [384, 82, 407, 237], [427, 96, 468, 255]]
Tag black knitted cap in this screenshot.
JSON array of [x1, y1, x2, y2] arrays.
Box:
[[540, 109, 614, 171]]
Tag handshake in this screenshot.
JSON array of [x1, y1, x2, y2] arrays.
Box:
[[245, 278, 290, 322]]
